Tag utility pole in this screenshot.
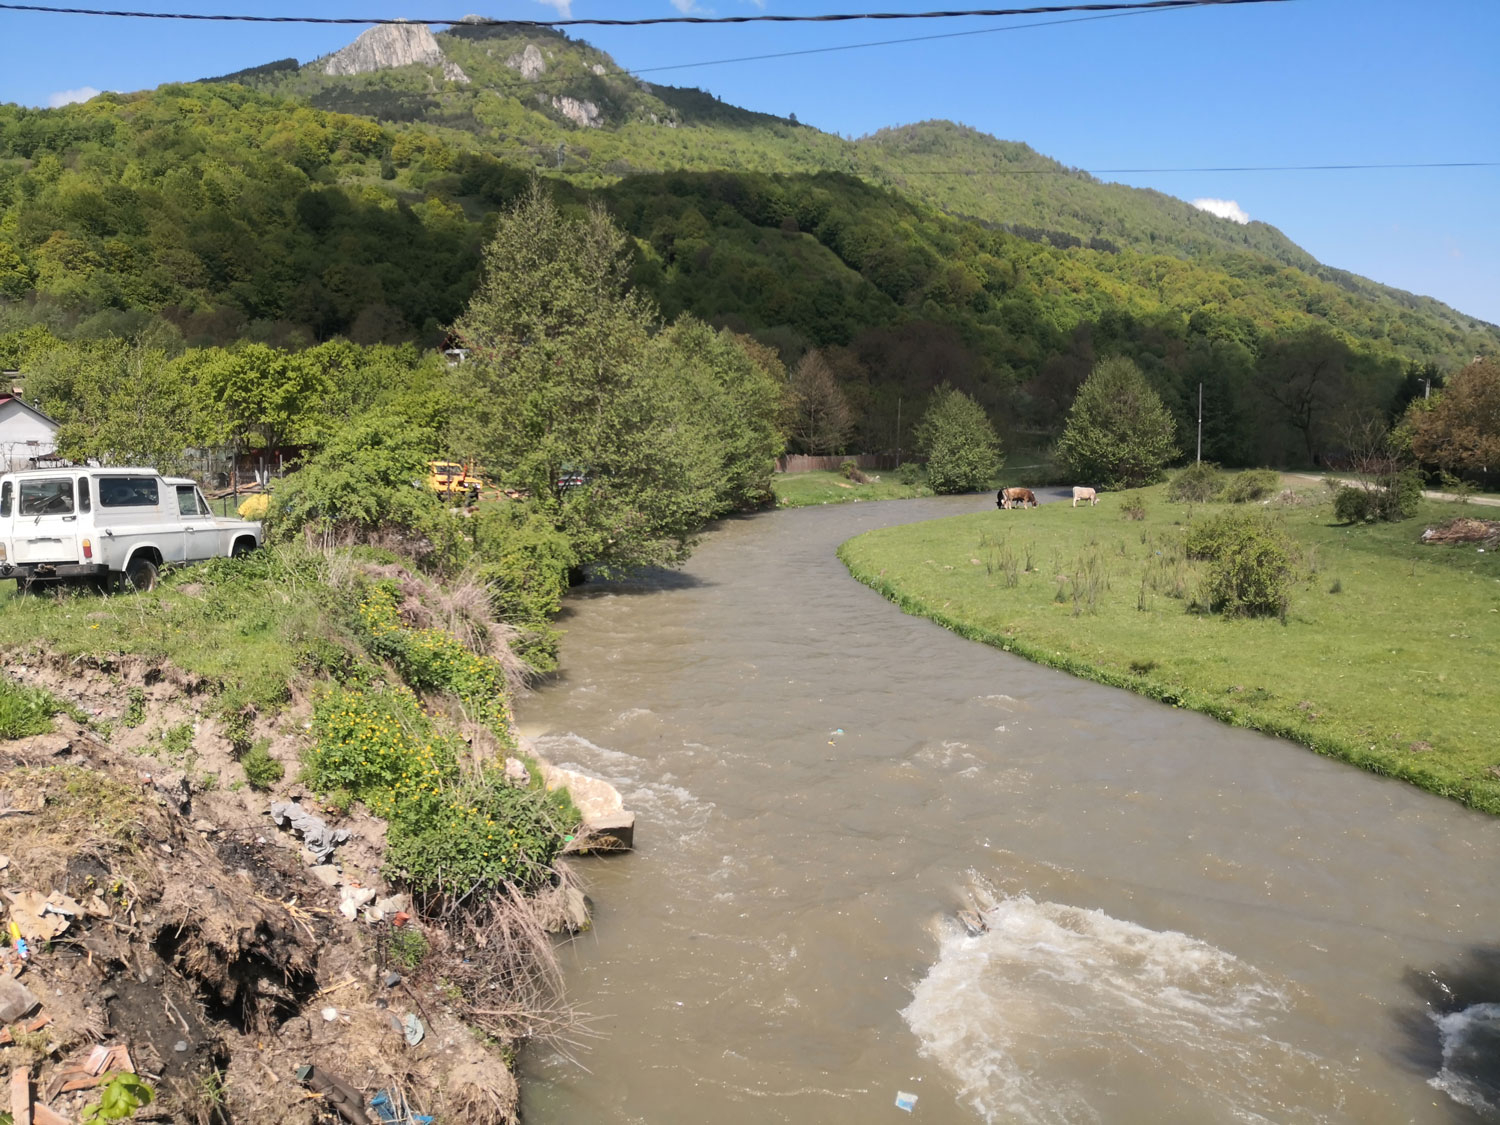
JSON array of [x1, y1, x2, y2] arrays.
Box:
[[895, 397, 902, 467], [1196, 382, 1203, 465]]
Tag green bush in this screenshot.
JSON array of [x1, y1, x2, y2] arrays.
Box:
[[915, 385, 1002, 495], [1186, 512, 1295, 618], [1220, 468, 1280, 503], [0, 680, 63, 740], [241, 740, 284, 790], [306, 685, 578, 894], [472, 504, 577, 675], [1333, 486, 1373, 524], [1374, 469, 1422, 521], [896, 462, 921, 486], [1166, 462, 1221, 503], [1120, 495, 1147, 521]]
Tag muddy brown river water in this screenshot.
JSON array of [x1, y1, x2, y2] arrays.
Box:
[[518, 494, 1500, 1124]]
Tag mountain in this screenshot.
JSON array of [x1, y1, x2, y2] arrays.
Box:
[[0, 20, 1495, 463]]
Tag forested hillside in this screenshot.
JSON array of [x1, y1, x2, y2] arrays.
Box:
[[0, 20, 1495, 464]]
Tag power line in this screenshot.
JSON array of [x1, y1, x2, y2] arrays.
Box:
[[897, 161, 1500, 174], [0, 0, 1293, 27], [631, 7, 1171, 76]]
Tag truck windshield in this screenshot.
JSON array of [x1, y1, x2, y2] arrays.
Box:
[[19, 479, 75, 516]]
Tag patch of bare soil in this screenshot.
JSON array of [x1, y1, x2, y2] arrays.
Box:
[[0, 661, 533, 1125]]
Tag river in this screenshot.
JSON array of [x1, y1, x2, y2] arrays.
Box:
[[518, 494, 1500, 1124]]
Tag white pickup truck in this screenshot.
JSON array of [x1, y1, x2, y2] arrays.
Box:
[[0, 467, 261, 593]]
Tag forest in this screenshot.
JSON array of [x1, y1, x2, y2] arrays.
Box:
[[0, 23, 1496, 467]]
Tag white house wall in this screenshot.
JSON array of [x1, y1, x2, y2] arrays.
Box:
[[0, 400, 59, 469]]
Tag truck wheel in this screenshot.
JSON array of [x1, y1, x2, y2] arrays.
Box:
[[124, 557, 158, 592], [232, 538, 256, 559]]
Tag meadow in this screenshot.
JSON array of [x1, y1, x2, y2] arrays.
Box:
[[839, 484, 1500, 812]]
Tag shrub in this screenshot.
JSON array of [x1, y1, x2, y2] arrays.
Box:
[[1186, 512, 1295, 618], [241, 739, 284, 790], [1373, 469, 1422, 521], [1334, 486, 1373, 524], [385, 927, 429, 970], [0, 680, 64, 740], [1166, 462, 1221, 503], [896, 462, 922, 486], [472, 504, 577, 675], [1120, 495, 1147, 521], [915, 385, 1003, 494], [838, 458, 870, 483], [1220, 469, 1280, 503]]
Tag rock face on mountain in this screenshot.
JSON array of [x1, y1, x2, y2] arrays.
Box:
[[506, 44, 546, 81], [322, 22, 469, 83]]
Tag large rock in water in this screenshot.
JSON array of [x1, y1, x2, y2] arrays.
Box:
[[322, 22, 469, 83]]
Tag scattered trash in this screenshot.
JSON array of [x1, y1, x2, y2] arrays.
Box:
[[833, 728, 844, 735], [371, 1089, 435, 1124], [401, 1012, 425, 1047], [338, 883, 376, 921], [392, 911, 411, 928], [895, 1090, 918, 1112], [269, 801, 350, 863], [295, 1064, 371, 1125], [382, 971, 402, 989], [45, 1043, 136, 1098], [4, 889, 82, 941], [173, 1040, 188, 1053], [0, 976, 39, 1023], [321, 1007, 340, 1022]]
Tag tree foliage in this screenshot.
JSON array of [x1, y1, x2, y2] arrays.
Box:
[[1407, 358, 1500, 477], [787, 350, 853, 455], [1055, 357, 1179, 488], [453, 182, 777, 571], [914, 384, 1002, 494]]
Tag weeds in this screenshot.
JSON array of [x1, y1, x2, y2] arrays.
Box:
[[385, 927, 430, 971], [0, 680, 66, 740], [241, 739, 284, 790], [122, 687, 147, 729]]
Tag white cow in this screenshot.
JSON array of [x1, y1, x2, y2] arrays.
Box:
[[1072, 486, 1098, 507]]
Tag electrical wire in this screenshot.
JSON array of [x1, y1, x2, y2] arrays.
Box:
[[0, 0, 1293, 27], [898, 161, 1500, 174]]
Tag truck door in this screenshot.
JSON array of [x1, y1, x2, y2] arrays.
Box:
[[176, 484, 224, 560], [14, 477, 80, 564]]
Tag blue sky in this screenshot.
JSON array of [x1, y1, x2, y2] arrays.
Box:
[[3, 0, 1497, 325]]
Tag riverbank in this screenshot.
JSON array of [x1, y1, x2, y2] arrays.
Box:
[[838, 484, 1500, 813], [772, 469, 933, 507], [0, 550, 584, 1123]]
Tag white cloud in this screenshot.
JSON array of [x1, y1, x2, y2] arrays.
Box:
[[47, 86, 102, 108], [1191, 197, 1251, 225], [534, 0, 571, 16], [669, 0, 699, 10]]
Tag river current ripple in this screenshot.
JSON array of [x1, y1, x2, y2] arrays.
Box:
[[518, 494, 1500, 1124]]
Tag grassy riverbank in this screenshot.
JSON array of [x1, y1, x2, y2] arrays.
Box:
[[839, 484, 1500, 812], [773, 469, 934, 507]]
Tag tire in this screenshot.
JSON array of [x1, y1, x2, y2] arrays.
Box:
[[123, 557, 158, 593]]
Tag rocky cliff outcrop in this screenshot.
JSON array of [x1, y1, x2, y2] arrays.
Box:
[[506, 43, 547, 80], [322, 22, 469, 83]]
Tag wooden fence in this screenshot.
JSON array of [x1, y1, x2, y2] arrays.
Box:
[[775, 453, 903, 474]]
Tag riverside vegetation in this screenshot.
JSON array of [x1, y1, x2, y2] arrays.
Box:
[[839, 481, 1500, 813]]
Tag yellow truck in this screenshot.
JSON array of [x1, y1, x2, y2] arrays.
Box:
[[427, 461, 483, 504]]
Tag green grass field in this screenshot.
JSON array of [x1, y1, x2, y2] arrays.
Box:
[[839, 484, 1500, 812], [772, 469, 935, 508]]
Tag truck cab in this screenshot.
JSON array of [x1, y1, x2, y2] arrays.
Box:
[[0, 467, 261, 592]]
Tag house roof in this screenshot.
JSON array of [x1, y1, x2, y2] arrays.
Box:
[[0, 396, 59, 428]]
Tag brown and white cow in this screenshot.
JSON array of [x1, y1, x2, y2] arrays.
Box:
[[1072, 486, 1098, 507], [998, 487, 1037, 509]]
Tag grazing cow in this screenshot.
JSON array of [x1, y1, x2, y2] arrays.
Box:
[[997, 487, 1036, 510], [1072, 486, 1098, 507]]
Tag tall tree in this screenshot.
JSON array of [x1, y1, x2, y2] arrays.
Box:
[[1056, 356, 1178, 488], [787, 350, 853, 455], [452, 181, 720, 570], [914, 384, 1003, 494], [1252, 327, 1353, 465]]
